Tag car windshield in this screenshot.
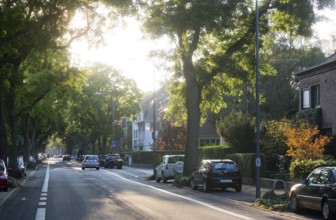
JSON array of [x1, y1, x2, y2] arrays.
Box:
[[213, 162, 237, 170]]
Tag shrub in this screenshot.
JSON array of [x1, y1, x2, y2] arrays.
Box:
[[226, 153, 267, 179], [8, 176, 21, 188], [198, 145, 235, 162], [285, 122, 331, 161], [173, 175, 190, 187], [289, 159, 336, 181], [216, 111, 255, 153]]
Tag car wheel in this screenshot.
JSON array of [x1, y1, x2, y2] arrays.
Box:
[[155, 173, 161, 183], [162, 172, 168, 183], [82, 168, 85, 170], [322, 199, 335, 220], [190, 179, 197, 190], [203, 180, 209, 192], [3, 186, 8, 192], [289, 193, 300, 212], [235, 185, 242, 192], [96, 167, 99, 170]]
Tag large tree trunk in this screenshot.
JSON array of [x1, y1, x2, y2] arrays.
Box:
[[22, 113, 31, 165], [0, 79, 8, 161], [8, 81, 18, 169], [183, 57, 201, 176]]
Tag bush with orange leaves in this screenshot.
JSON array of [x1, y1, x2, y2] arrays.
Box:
[[285, 122, 332, 161]]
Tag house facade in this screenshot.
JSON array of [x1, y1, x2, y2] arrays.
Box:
[[131, 85, 222, 151], [295, 53, 336, 136]]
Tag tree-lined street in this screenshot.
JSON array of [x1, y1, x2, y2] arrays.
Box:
[[0, 158, 325, 220]]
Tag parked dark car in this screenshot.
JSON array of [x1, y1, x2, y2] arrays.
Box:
[[289, 166, 336, 220], [0, 159, 8, 191], [190, 159, 242, 192], [104, 154, 123, 169], [98, 155, 105, 167], [62, 155, 71, 161]]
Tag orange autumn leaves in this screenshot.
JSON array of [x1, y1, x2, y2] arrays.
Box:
[[284, 122, 331, 161]]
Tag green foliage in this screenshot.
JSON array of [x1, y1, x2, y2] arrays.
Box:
[[255, 191, 289, 211], [226, 153, 267, 179], [8, 176, 21, 188], [131, 150, 185, 164], [198, 145, 235, 162], [289, 158, 336, 181], [173, 174, 190, 188], [295, 107, 322, 127], [216, 111, 255, 153], [261, 119, 292, 171]]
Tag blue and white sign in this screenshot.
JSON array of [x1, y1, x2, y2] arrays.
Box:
[[111, 140, 116, 148]]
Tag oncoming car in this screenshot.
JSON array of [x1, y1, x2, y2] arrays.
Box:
[[81, 155, 100, 170], [155, 155, 184, 183], [289, 166, 336, 220]]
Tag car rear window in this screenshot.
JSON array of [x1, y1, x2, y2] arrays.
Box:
[[213, 162, 237, 170], [86, 156, 97, 160], [168, 156, 184, 163], [0, 163, 4, 171]]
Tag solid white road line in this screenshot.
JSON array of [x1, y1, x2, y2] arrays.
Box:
[[102, 170, 255, 220], [35, 208, 46, 220]]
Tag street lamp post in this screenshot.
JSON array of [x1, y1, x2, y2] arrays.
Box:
[[255, 0, 261, 199], [112, 94, 115, 153], [152, 61, 157, 176]]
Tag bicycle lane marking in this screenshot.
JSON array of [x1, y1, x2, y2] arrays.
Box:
[[35, 161, 49, 220]]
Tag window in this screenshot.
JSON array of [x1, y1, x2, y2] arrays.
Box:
[[311, 85, 320, 108], [302, 89, 310, 109]]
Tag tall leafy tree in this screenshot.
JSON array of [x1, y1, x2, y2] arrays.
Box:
[[66, 64, 142, 155], [0, 0, 135, 167], [141, 0, 335, 175]]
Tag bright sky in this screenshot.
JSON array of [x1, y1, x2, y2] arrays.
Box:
[[70, 17, 173, 92], [70, 8, 336, 92]]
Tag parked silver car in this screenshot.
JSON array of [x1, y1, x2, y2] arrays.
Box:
[[155, 155, 184, 183], [81, 155, 100, 170]]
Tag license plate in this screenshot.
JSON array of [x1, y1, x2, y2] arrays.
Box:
[[220, 179, 232, 183]]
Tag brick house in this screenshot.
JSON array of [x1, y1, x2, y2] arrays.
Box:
[[295, 53, 336, 138]]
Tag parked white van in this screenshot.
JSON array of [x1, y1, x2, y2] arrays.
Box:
[[155, 155, 184, 183]]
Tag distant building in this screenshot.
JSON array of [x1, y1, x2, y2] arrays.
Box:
[[131, 85, 222, 151]]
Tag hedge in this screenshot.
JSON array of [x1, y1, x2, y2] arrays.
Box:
[[289, 159, 336, 181], [122, 146, 266, 179], [225, 153, 267, 179]]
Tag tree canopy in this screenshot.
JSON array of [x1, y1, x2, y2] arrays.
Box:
[[140, 0, 335, 175]]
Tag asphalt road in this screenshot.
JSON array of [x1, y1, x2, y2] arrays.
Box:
[[0, 158, 324, 220]]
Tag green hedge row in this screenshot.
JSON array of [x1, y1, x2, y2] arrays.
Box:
[[289, 159, 336, 181], [123, 146, 267, 179], [225, 153, 267, 179]]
